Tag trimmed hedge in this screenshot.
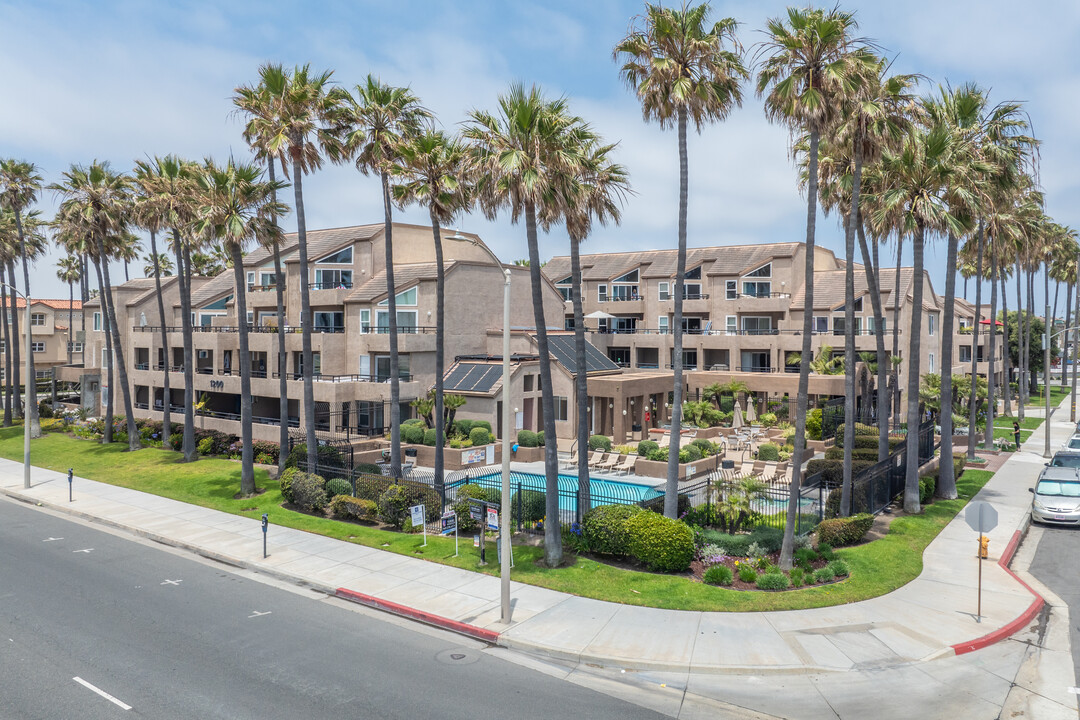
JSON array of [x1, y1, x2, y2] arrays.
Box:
[[683, 444, 703, 462], [402, 424, 425, 445], [825, 446, 892, 462], [757, 442, 780, 461], [329, 495, 378, 522], [378, 484, 413, 529], [637, 440, 659, 457], [469, 426, 492, 446], [835, 422, 879, 447], [589, 434, 612, 452], [291, 472, 328, 513], [325, 477, 352, 499], [806, 459, 875, 487], [423, 428, 437, 446], [624, 512, 695, 572], [815, 513, 874, 547], [517, 429, 539, 447], [581, 503, 645, 556], [536, 430, 545, 446]]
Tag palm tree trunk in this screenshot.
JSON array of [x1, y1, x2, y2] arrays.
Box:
[[666, 106, 690, 520], [1, 263, 11, 426], [1027, 269, 1036, 397], [904, 223, 926, 513], [967, 225, 984, 460], [8, 261, 21, 420], [1072, 254, 1080, 421], [96, 236, 140, 450], [67, 280, 74, 366], [430, 209, 445, 496], [1001, 271, 1012, 416], [938, 228, 959, 499], [93, 257, 113, 444], [840, 140, 864, 517], [149, 230, 170, 445], [1061, 282, 1071, 389], [857, 217, 888, 460], [780, 127, 819, 571], [230, 245, 255, 494], [267, 160, 289, 475], [174, 230, 196, 461], [570, 233, 590, 519], [524, 203, 562, 567], [381, 171, 402, 477], [291, 142, 318, 473], [891, 237, 903, 427], [1016, 267, 1025, 421], [984, 241, 999, 451], [16, 210, 42, 440]]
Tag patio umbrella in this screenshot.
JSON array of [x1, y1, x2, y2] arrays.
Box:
[[732, 405, 744, 429], [978, 318, 1004, 326], [584, 310, 616, 320], [745, 397, 757, 423]]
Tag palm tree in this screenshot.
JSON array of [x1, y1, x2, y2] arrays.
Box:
[[52, 162, 142, 451], [560, 140, 631, 519], [256, 63, 343, 473], [114, 232, 142, 282], [340, 76, 430, 478], [0, 159, 45, 438], [142, 253, 174, 277], [234, 71, 294, 474], [56, 255, 82, 365], [194, 158, 286, 495], [615, 1, 747, 518], [0, 210, 45, 422], [464, 84, 593, 567], [391, 129, 471, 495], [756, 5, 866, 564]]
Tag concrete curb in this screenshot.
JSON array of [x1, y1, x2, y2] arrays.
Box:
[[951, 517, 1045, 655], [334, 588, 500, 644]]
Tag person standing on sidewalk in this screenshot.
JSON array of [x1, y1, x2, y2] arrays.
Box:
[[1013, 421, 1021, 451]]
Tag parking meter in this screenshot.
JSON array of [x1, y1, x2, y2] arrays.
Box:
[[261, 513, 268, 558]]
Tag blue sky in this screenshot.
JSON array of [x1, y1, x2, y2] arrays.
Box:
[[2, 0, 1078, 314]]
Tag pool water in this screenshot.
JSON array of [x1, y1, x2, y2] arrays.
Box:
[[451, 471, 663, 511]]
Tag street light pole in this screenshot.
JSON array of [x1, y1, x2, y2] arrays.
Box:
[[1045, 305, 1051, 458], [2, 282, 32, 488], [448, 231, 513, 624]]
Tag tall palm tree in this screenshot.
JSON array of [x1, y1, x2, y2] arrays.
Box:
[[877, 112, 960, 513], [465, 84, 593, 567], [756, 5, 865, 564], [391, 129, 471, 494], [340, 76, 430, 478], [114, 232, 142, 282], [142, 253, 174, 277], [234, 71, 294, 474], [615, 1, 747, 518], [56, 255, 82, 365], [52, 162, 141, 451], [559, 140, 631, 519], [257, 63, 343, 473], [0, 159, 45, 438], [194, 159, 286, 495], [0, 242, 9, 425]]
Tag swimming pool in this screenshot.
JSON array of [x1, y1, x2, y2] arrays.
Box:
[[450, 470, 663, 512]]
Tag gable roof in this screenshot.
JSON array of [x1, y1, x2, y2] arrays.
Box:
[[6, 298, 83, 311]]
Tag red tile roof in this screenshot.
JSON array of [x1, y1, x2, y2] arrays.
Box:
[[5, 298, 83, 310]]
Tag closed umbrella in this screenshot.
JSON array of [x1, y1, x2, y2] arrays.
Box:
[[745, 397, 757, 423], [732, 405, 744, 429]]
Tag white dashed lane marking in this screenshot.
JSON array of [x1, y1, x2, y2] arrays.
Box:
[[73, 677, 132, 711]]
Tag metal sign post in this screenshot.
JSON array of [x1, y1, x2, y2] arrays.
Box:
[[67, 468, 73, 503], [964, 501, 998, 619], [410, 504, 427, 547], [261, 513, 269, 559], [441, 511, 458, 556]]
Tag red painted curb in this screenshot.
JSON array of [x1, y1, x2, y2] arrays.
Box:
[[951, 529, 1045, 655], [335, 587, 501, 644]]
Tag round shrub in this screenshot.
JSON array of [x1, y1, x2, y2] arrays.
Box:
[[536, 430, 545, 446], [703, 564, 734, 586], [511, 489, 546, 524], [737, 564, 758, 583], [197, 436, 215, 456], [326, 477, 352, 499], [355, 462, 384, 476], [278, 467, 300, 503], [581, 503, 645, 556], [827, 559, 850, 577], [469, 426, 492, 446], [690, 438, 714, 456], [588, 434, 612, 452], [402, 418, 425, 428], [815, 513, 874, 547], [377, 484, 413, 529], [813, 566, 836, 583], [623, 512, 694, 572], [683, 444, 703, 462], [805, 409, 823, 441], [471, 420, 492, 434], [291, 472, 328, 513], [759, 412, 778, 427], [646, 447, 668, 462], [756, 572, 791, 591], [517, 430, 538, 448], [757, 442, 780, 462], [329, 495, 377, 521], [422, 428, 437, 446], [452, 419, 474, 437], [402, 424, 425, 445], [637, 439, 659, 457], [169, 432, 183, 451]]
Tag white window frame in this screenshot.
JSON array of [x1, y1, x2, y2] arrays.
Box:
[[725, 280, 737, 300], [813, 316, 828, 334], [360, 309, 370, 334], [959, 345, 972, 363], [247, 271, 255, 287], [93, 312, 102, 331], [597, 284, 608, 302], [929, 352, 935, 373], [658, 282, 669, 301], [928, 314, 937, 336], [30, 312, 46, 326], [554, 396, 569, 422], [657, 316, 669, 334], [376, 309, 418, 333], [726, 315, 737, 335]]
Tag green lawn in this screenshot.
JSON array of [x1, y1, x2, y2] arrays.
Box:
[[1026, 384, 1072, 408], [0, 428, 993, 613], [994, 415, 1042, 430]]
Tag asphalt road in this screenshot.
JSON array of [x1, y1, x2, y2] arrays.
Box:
[[0, 498, 668, 720], [1029, 523, 1080, 689]]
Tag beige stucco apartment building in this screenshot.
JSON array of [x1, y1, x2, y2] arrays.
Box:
[[2, 298, 84, 382], [50, 225, 1004, 448]]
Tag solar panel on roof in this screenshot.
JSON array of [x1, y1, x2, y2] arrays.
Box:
[[543, 335, 619, 375], [443, 363, 502, 394]]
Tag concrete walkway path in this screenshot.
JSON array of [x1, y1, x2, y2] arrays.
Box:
[[1, 404, 1077, 718]]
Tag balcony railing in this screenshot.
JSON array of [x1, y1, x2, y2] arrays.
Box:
[[271, 371, 414, 383], [134, 362, 150, 370], [308, 281, 353, 290], [738, 292, 791, 300], [587, 326, 902, 337], [247, 283, 282, 292]]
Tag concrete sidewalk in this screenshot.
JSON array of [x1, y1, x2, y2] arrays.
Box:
[[0, 405, 1074, 695]]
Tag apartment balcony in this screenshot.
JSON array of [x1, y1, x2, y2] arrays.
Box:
[[308, 281, 352, 306], [732, 292, 791, 314], [598, 294, 644, 314], [682, 293, 711, 314], [361, 326, 437, 353]]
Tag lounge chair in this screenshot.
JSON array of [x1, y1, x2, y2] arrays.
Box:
[[595, 453, 621, 473], [587, 452, 608, 470], [559, 449, 577, 470], [749, 460, 767, 477], [612, 454, 637, 476], [772, 462, 789, 482]]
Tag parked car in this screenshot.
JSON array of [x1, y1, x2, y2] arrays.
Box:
[[1030, 466, 1080, 526], [1063, 434, 1080, 451], [1048, 449, 1080, 468]]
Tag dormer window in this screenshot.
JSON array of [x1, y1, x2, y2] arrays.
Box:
[[317, 247, 353, 264], [554, 275, 573, 302], [745, 263, 771, 278], [611, 268, 639, 301]]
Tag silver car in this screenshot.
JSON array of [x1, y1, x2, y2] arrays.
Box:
[[1064, 434, 1080, 451], [1030, 467, 1080, 526]]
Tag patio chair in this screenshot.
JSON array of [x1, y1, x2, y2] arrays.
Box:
[[559, 448, 577, 470], [762, 461, 778, 480], [749, 460, 767, 477], [595, 453, 621, 473], [772, 461, 789, 482], [586, 451, 605, 469], [612, 455, 637, 475]]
